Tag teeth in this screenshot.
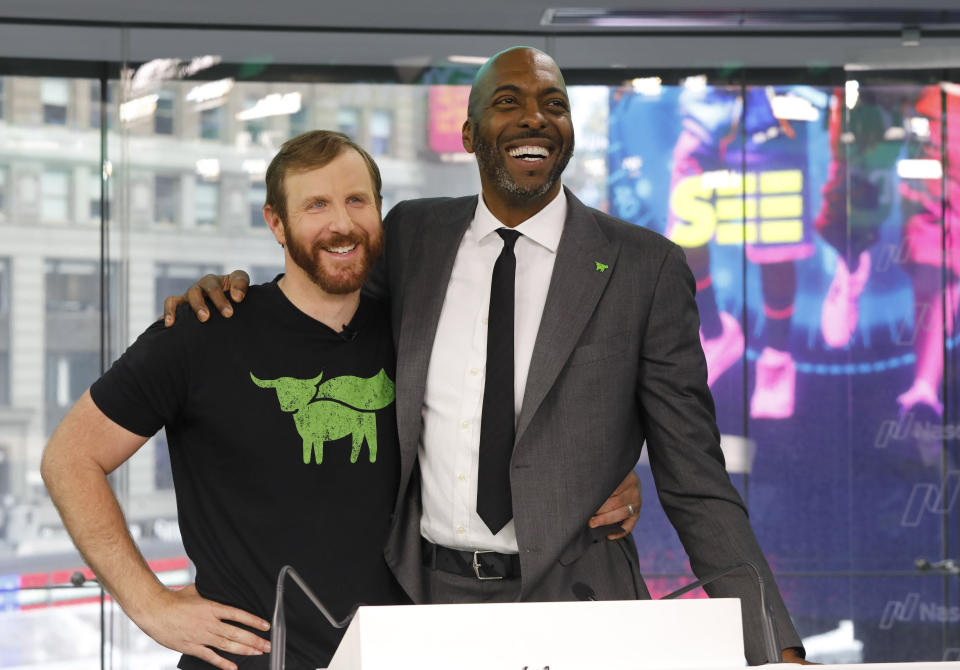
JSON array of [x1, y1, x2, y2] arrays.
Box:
[[508, 145, 549, 159], [325, 245, 356, 254]]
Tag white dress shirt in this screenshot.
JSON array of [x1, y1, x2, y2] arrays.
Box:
[[419, 188, 567, 553]]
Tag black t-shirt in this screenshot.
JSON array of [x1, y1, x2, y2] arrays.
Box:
[[90, 282, 407, 670]]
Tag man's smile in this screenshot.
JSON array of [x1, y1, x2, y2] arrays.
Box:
[[322, 243, 358, 256], [507, 145, 550, 162]]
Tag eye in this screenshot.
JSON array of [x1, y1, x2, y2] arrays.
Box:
[[308, 200, 326, 209], [546, 98, 569, 111], [494, 95, 518, 106]]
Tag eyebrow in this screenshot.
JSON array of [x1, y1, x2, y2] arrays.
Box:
[[297, 190, 372, 208], [490, 84, 569, 99]]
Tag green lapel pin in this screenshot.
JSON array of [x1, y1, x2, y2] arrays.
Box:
[[595, 261, 608, 273]]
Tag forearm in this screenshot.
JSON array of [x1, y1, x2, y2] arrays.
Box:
[[41, 391, 163, 624], [43, 453, 165, 622]]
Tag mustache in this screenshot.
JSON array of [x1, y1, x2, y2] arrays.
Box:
[[313, 232, 366, 249], [500, 130, 553, 143]]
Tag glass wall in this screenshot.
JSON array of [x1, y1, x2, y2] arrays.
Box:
[[0, 30, 957, 668]]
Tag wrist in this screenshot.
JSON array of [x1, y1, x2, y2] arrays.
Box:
[[117, 578, 169, 623]]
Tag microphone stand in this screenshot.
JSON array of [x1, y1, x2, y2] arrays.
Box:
[[269, 565, 359, 670], [660, 560, 782, 665]]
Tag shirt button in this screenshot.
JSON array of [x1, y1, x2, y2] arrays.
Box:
[[461, 420, 470, 429], [456, 525, 466, 534], [470, 368, 479, 376], [483, 317, 489, 325], [457, 473, 466, 482]]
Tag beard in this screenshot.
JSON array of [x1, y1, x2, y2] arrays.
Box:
[[284, 224, 383, 295], [471, 128, 574, 203]]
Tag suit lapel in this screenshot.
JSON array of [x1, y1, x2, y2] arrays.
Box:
[[516, 189, 620, 443], [395, 197, 476, 468]]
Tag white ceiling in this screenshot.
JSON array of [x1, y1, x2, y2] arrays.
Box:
[[1, 0, 959, 32], [1, 2, 958, 70]]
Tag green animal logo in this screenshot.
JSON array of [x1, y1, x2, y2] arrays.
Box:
[[595, 261, 608, 273], [250, 369, 395, 465]]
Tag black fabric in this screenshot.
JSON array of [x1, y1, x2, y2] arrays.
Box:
[[477, 228, 521, 534], [90, 282, 408, 670]]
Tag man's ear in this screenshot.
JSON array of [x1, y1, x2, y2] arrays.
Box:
[[263, 205, 286, 247], [462, 119, 475, 154]]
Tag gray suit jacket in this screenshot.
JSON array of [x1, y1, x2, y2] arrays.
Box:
[[368, 188, 802, 664]]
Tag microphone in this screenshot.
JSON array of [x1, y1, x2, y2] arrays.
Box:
[[269, 565, 360, 670], [660, 560, 781, 665], [338, 324, 358, 341], [70, 571, 91, 587], [915, 557, 960, 575], [571, 582, 598, 601]]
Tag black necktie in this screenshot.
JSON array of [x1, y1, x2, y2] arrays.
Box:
[[477, 228, 521, 535]]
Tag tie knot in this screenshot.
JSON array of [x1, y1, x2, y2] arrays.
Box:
[[496, 228, 522, 250]]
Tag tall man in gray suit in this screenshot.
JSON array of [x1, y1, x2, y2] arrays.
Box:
[[171, 47, 808, 664]]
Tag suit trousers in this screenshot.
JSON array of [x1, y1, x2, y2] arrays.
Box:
[[424, 564, 522, 604]]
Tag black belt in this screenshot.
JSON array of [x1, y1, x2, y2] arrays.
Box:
[[421, 538, 521, 581]]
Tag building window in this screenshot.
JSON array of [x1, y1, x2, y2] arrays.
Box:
[[200, 104, 224, 140], [45, 260, 99, 313], [44, 351, 99, 430], [0, 167, 7, 222], [41, 169, 71, 222], [89, 81, 113, 129], [154, 174, 179, 224], [245, 96, 266, 144], [195, 178, 219, 227], [155, 89, 174, 135], [249, 183, 266, 227], [0, 354, 8, 406], [289, 103, 308, 137], [0, 258, 7, 317], [337, 107, 360, 140], [0, 258, 7, 406], [42, 78, 69, 125], [370, 109, 392, 156]]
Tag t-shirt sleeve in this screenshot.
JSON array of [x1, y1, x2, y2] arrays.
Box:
[[90, 316, 191, 438]]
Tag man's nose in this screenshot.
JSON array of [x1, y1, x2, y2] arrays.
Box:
[[327, 204, 355, 233], [518, 100, 547, 129]]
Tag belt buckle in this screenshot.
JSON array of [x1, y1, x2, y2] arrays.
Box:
[[472, 550, 503, 581]]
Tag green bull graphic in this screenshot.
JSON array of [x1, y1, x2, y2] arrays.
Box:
[[250, 369, 395, 465]]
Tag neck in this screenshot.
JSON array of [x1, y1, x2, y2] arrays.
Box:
[[481, 182, 561, 228], [277, 264, 361, 332]]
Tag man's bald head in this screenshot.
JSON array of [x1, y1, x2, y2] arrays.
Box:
[[466, 46, 568, 123]]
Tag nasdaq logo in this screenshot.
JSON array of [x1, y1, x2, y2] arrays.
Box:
[[879, 593, 960, 629], [901, 471, 960, 527], [669, 169, 804, 248]]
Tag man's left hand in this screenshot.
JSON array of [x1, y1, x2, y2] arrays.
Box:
[[589, 470, 641, 540], [782, 648, 816, 664]]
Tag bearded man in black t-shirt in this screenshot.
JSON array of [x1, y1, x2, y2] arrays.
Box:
[[41, 131, 406, 670]]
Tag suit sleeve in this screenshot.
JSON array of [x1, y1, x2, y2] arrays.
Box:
[[636, 244, 803, 662]]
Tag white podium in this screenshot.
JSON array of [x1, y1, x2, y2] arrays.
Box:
[[324, 598, 746, 670]]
